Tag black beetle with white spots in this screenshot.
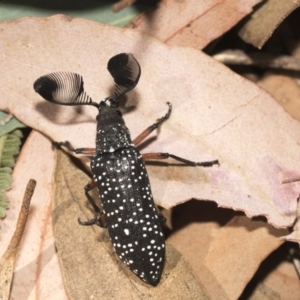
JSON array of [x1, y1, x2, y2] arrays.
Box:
[[33, 53, 219, 286]]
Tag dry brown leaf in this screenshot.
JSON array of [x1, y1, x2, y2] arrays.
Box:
[[258, 72, 300, 122], [0, 131, 67, 299], [168, 201, 289, 299], [200, 216, 288, 299], [52, 149, 210, 299], [239, 0, 300, 49], [259, 259, 300, 299], [127, 0, 262, 49], [0, 16, 299, 230], [257, 73, 300, 245]]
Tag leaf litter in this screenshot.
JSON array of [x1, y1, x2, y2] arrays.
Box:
[[0, 4, 299, 299], [127, 0, 262, 49], [0, 16, 298, 228]]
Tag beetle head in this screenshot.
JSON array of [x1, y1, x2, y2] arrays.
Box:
[[95, 97, 124, 127]]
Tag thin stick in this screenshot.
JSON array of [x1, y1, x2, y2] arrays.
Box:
[[282, 177, 300, 184], [213, 50, 300, 71], [0, 179, 36, 300], [112, 0, 136, 13]]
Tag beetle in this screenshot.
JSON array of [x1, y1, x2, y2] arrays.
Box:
[[33, 53, 219, 285]]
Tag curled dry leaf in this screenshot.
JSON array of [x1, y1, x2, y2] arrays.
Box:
[[127, 0, 262, 49], [52, 149, 210, 299], [239, 0, 300, 49], [0, 15, 299, 230]]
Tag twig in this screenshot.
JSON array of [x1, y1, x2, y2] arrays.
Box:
[[282, 177, 300, 184], [112, 0, 136, 13], [213, 50, 300, 71], [288, 247, 300, 280], [0, 179, 36, 300]]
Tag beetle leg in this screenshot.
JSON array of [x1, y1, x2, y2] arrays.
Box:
[[142, 152, 219, 167], [78, 180, 108, 228], [73, 147, 96, 156], [133, 102, 172, 146], [54, 141, 96, 155]]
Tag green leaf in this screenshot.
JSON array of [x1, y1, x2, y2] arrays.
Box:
[[0, 112, 26, 136], [0, 190, 9, 218], [0, 129, 23, 218], [0, 1, 153, 27]]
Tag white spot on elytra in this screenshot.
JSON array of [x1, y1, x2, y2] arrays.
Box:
[[124, 228, 130, 235]]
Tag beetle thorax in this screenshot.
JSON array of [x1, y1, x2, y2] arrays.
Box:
[[95, 106, 133, 154]]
